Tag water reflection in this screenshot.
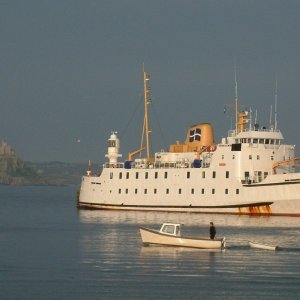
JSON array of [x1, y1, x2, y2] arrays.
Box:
[[77, 207, 300, 300], [139, 245, 219, 275], [78, 209, 300, 267], [140, 246, 220, 258], [78, 209, 300, 227]]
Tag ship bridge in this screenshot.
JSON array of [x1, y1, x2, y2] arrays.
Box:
[[227, 128, 284, 145]]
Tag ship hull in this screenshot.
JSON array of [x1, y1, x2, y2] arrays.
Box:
[[78, 170, 300, 217], [77, 201, 300, 216]]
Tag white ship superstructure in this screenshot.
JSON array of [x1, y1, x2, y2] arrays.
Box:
[[78, 70, 300, 216]]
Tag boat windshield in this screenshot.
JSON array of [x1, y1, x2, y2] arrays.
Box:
[[161, 224, 180, 236]]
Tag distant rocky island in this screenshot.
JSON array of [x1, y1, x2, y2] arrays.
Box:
[[0, 142, 90, 186]]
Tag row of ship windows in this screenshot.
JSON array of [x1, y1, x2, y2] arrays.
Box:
[[110, 171, 230, 180], [237, 138, 280, 145], [222, 154, 274, 160], [248, 155, 274, 160], [113, 188, 240, 195], [93, 171, 267, 185]]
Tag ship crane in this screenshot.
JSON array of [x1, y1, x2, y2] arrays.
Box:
[[128, 147, 145, 161], [272, 157, 300, 174]]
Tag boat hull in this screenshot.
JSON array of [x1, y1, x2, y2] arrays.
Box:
[[248, 241, 278, 251], [140, 227, 225, 249], [78, 171, 300, 217], [77, 200, 300, 216]]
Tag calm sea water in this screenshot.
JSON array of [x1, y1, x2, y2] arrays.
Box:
[[0, 186, 300, 300]]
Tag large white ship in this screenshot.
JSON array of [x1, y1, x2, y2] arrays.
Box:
[[78, 70, 300, 216]]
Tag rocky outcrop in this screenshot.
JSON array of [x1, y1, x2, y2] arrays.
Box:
[[0, 142, 47, 185], [0, 142, 88, 186]]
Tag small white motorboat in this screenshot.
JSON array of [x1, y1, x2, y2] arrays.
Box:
[[139, 223, 226, 249], [248, 240, 278, 251]]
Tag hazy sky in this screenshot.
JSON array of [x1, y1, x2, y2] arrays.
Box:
[[1, 0, 300, 163]]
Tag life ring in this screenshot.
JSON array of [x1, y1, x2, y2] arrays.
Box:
[[207, 145, 217, 152]]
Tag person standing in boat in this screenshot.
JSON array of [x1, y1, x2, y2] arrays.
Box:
[[210, 222, 216, 239]]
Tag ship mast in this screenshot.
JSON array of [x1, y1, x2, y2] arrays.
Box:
[[143, 66, 151, 160], [128, 67, 152, 162], [234, 61, 239, 135], [274, 76, 278, 130]]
